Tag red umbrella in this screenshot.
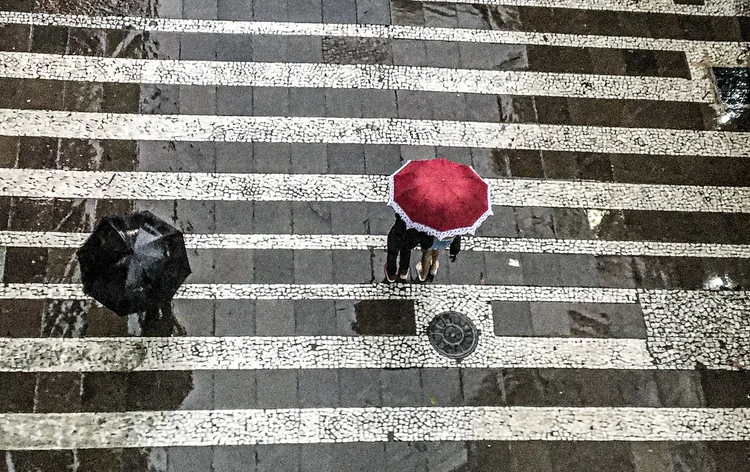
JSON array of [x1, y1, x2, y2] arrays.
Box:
[[387, 158, 493, 239]]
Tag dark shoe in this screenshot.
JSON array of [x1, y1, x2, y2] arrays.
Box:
[[384, 263, 397, 283]]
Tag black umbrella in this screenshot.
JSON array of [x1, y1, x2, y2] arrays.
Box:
[[77, 211, 191, 316]]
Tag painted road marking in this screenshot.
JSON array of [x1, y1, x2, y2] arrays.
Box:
[[0, 283, 639, 303], [0, 52, 713, 102], [1, 407, 748, 450], [2, 110, 749, 156], [2, 169, 749, 213], [0, 335, 655, 371]]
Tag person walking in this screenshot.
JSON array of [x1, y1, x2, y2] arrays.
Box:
[[385, 214, 431, 283], [386, 158, 493, 283], [416, 235, 461, 282]]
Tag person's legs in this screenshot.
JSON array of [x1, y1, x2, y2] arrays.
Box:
[[429, 249, 440, 276], [385, 249, 399, 282], [416, 249, 431, 282], [397, 247, 411, 280]]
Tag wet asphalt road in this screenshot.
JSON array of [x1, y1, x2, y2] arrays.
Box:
[[1, 0, 750, 470]]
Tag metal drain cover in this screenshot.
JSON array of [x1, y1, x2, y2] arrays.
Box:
[[427, 311, 478, 359]]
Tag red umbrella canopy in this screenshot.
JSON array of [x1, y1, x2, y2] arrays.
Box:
[[387, 159, 493, 239]]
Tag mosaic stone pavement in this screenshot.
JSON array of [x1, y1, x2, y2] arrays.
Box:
[[1, 0, 750, 470]]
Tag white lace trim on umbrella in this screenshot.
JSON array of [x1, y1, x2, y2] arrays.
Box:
[[387, 160, 494, 240]]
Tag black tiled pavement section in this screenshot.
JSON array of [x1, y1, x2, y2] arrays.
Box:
[[621, 211, 750, 244], [515, 6, 746, 42], [2, 442, 749, 472], [0, 0, 32, 11], [536, 97, 710, 129], [0, 368, 748, 414], [526, 45, 691, 78], [493, 301, 647, 338], [0, 24, 30, 52]]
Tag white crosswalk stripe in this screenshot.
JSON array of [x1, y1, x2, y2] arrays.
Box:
[[3, 230, 750, 258], [0, 335, 657, 371], [0, 52, 713, 102], [0, 330, 745, 371], [3, 169, 749, 213], [0, 283, 640, 303], [0, 12, 746, 68], [3, 407, 749, 449], [2, 109, 749, 156]]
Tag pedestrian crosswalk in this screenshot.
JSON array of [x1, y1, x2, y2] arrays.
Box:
[[0, 51, 713, 101], [4, 168, 750, 212], [1, 1, 750, 469], [0, 334, 658, 371], [3, 406, 749, 450], [0, 282, 640, 303], [3, 109, 750, 155]]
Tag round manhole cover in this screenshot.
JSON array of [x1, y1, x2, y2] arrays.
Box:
[[427, 311, 478, 359]]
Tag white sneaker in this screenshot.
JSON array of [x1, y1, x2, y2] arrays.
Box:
[[415, 262, 428, 282], [430, 259, 439, 277]]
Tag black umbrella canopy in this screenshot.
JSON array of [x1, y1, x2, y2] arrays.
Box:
[[77, 211, 191, 316]]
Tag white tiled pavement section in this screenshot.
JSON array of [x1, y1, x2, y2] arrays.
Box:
[[3, 169, 750, 213], [0, 12, 747, 78], [641, 290, 750, 369], [0, 52, 712, 102], [3, 110, 750, 156], [419, 0, 748, 16], [1, 407, 748, 449], [3, 231, 750, 258], [0, 335, 655, 371], [3, 110, 749, 156], [0, 283, 639, 303]]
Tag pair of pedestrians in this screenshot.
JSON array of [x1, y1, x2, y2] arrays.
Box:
[[384, 158, 491, 284], [384, 214, 461, 283]]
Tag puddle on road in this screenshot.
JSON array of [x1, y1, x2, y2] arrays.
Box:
[[119, 305, 192, 471], [712, 67, 750, 131], [322, 37, 393, 65], [568, 308, 611, 337], [352, 300, 416, 335], [34, 0, 153, 16], [469, 4, 523, 30]]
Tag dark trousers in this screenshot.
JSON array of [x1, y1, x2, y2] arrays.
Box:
[[386, 247, 411, 277]]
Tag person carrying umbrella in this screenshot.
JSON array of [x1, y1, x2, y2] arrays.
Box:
[[416, 235, 461, 282], [387, 158, 492, 282], [385, 214, 432, 283], [76, 211, 192, 316]]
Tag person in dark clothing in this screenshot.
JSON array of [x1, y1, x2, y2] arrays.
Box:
[[385, 215, 432, 283]]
